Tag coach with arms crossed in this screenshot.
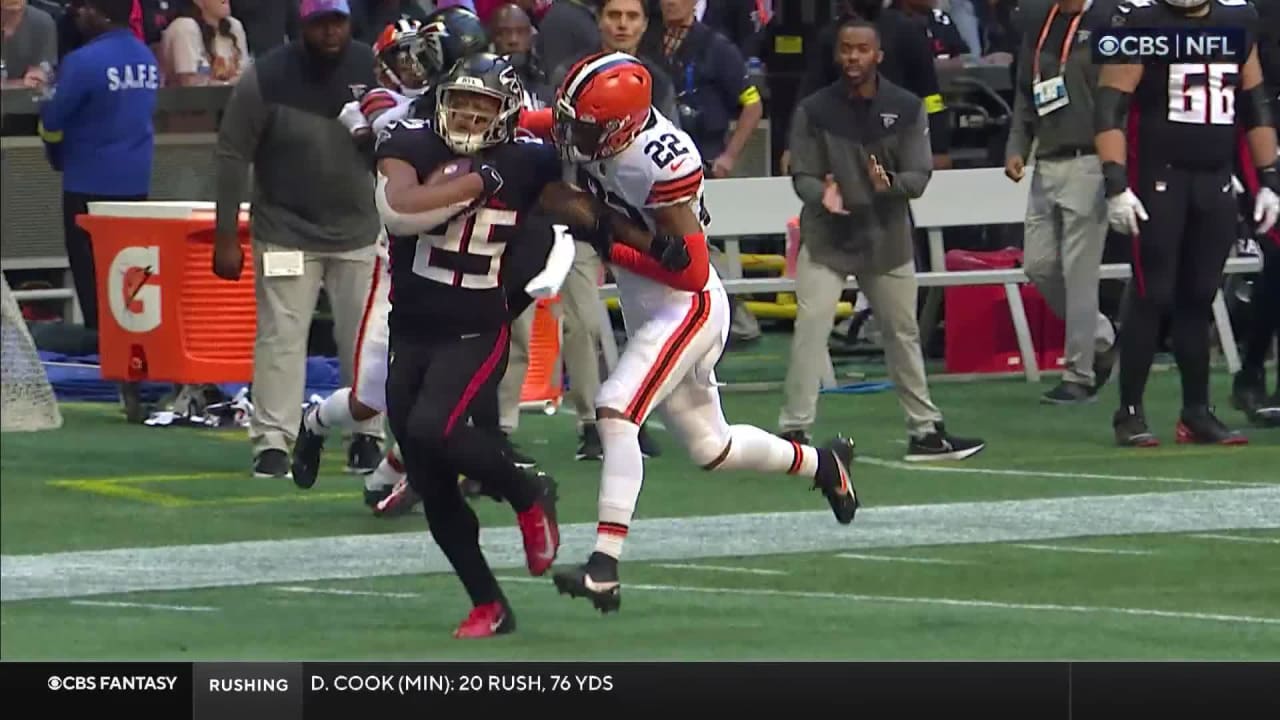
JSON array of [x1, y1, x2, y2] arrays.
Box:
[[779, 18, 985, 462], [212, 0, 385, 479], [1005, 0, 1118, 405]]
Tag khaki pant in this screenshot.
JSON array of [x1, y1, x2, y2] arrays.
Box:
[[1023, 155, 1116, 385], [779, 245, 943, 436], [250, 240, 383, 456], [497, 303, 536, 432]]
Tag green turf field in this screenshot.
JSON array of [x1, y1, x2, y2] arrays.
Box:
[[2, 369, 1278, 660]]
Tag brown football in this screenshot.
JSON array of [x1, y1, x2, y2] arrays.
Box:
[[426, 158, 473, 185]]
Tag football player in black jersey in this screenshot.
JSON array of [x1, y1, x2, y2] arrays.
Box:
[[1094, 0, 1279, 446], [373, 53, 685, 636]]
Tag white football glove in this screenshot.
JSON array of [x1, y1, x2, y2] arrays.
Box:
[[1253, 187, 1279, 235], [1107, 188, 1149, 235], [523, 225, 577, 299], [337, 100, 370, 135]]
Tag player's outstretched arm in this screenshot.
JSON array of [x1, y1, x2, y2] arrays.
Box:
[[607, 202, 710, 293], [375, 158, 486, 236], [537, 181, 654, 253]]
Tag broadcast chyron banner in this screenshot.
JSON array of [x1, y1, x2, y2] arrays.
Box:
[[2, 662, 1276, 717]]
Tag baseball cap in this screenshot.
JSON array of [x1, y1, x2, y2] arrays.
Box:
[[299, 0, 351, 20]]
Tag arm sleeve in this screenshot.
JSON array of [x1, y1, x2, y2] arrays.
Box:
[[38, 53, 87, 140], [885, 103, 933, 199], [899, 23, 951, 154], [787, 104, 828, 205], [214, 66, 269, 239], [1005, 30, 1037, 159]]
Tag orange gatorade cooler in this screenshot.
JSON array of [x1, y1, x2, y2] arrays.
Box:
[[519, 296, 564, 414], [78, 201, 255, 384]]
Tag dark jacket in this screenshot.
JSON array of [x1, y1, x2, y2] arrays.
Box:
[[1006, 0, 1117, 161], [535, 0, 600, 79], [789, 76, 932, 276], [215, 40, 381, 251]]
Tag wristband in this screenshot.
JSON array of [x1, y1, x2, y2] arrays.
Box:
[[1258, 166, 1279, 194], [1102, 161, 1129, 198]]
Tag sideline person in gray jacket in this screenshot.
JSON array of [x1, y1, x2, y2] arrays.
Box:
[[1005, 0, 1117, 405], [212, 0, 384, 479], [778, 17, 985, 462]]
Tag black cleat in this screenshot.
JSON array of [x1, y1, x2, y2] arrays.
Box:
[[813, 436, 859, 525], [1231, 369, 1271, 425], [502, 433, 538, 469], [553, 552, 622, 614], [1175, 406, 1248, 445], [290, 405, 326, 488], [346, 433, 382, 474], [1113, 405, 1159, 447]]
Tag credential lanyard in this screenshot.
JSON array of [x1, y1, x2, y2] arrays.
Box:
[[1033, 0, 1092, 82]]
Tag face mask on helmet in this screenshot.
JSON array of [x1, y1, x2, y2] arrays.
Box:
[[552, 108, 609, 163], [436, 86, 510, 155], [380, 46, 429, 96]]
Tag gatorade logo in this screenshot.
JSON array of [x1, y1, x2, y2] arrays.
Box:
[[108, 246, 161, 333]]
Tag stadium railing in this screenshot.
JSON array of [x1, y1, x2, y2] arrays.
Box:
[[595, 168, 1262, 384]]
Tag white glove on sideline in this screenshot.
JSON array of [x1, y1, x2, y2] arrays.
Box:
[[1107, 189, 1149, 235], [524, 225, 577, 299], [337, 101, 370, 135], [1254, 187, 1279, 235]]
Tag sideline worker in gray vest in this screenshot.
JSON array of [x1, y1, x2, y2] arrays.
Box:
[[1004, 0, 1118, 405], [212, 0, 385, 479], [779, 18, 985, 462]]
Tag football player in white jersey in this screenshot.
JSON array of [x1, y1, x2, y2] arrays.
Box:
[[546, 52, 861, 614]]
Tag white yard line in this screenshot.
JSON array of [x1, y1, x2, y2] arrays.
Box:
[[5, 486, 1277, 602], [835, 553, 970, 565], [1007, 544, 1155, 556], [1188, 533, 1280, 546], [651, 563, 788, 576], [273, 586, 420, 599], [69, 600, 217, 612], [858, 456, 1268, 488], [498, 577, 1280, 627]]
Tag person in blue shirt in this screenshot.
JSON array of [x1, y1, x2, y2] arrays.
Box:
[[38, 0, 158, 332]]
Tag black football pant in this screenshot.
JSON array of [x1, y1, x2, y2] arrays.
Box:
[[1118, 165, 1239, 410], [385, 327, 537, 608], [1241, 241, 1280, 386]]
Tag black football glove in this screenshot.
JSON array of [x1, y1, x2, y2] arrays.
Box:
[[476, 163, 504, 198], [647, 233, 691, 271]]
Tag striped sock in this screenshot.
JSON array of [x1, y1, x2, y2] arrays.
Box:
[[594, 417, 643, 560], [709, 425, 820, 478]]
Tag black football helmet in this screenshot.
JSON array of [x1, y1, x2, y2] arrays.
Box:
[[418, 7, 491, 80], [434, 53, 526, 155]]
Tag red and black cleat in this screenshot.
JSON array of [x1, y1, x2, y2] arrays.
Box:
[[1175, 406, 1248, 445], [453, 601, 516, 639]]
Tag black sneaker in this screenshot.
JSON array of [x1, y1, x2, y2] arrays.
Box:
[[638, 424, 661, 458], [1113, 405, 1159, 447], [1175, 406, 1248, 445], [778, 429, 812, 445], [1041, 380, 1096, 405], [254, 448, 291, 479], [346, 433, 382, 474], [502, 433, 538, 469], [905, 423, 986, 462], [552, 551, 622, 614], [813, 436, 859, 524], [576, 424, 603, 461], [1259, 392, 1280, 426]]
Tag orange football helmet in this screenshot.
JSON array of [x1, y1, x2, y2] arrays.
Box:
[[553, 51, 652, 162]]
